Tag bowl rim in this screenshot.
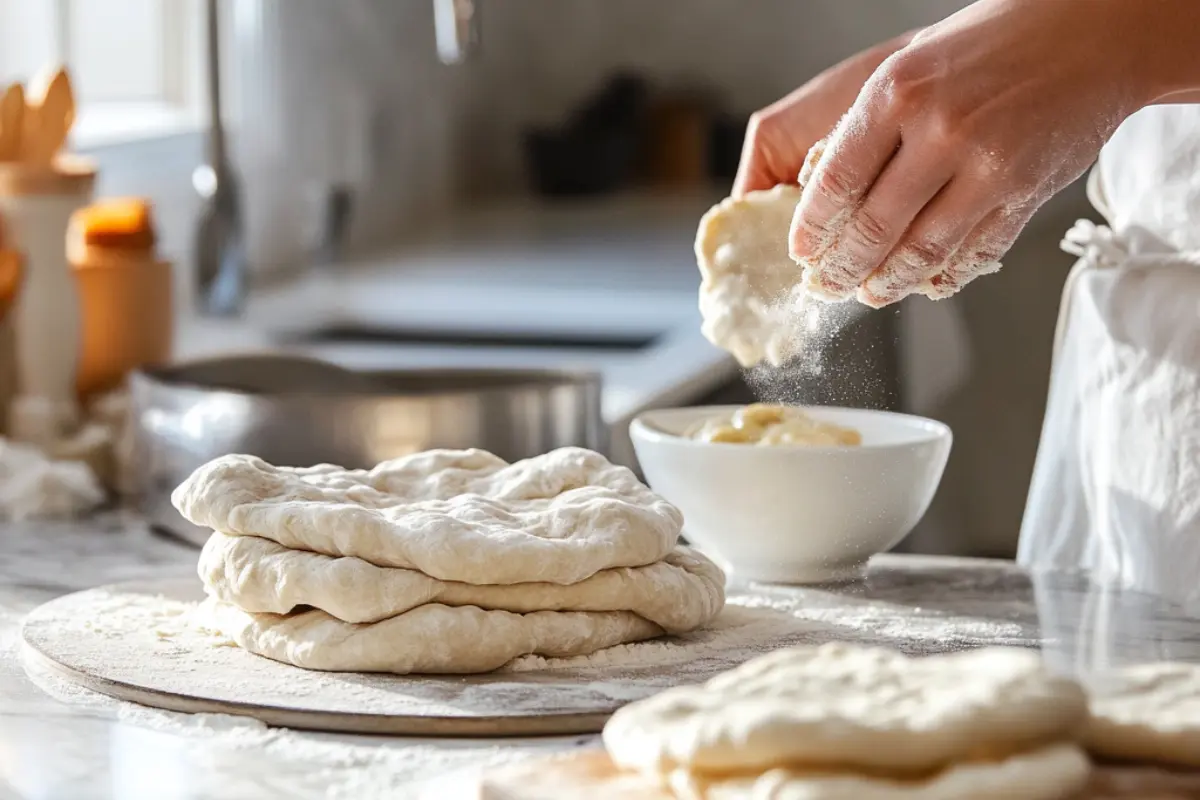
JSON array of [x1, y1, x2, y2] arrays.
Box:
[[630, 404, 952, 453]]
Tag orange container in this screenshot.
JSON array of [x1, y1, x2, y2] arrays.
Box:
[[0, 247, 22, 426], [69, 198, 173, 399]]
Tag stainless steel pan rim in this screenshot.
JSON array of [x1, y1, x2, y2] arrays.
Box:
[[130, 355, 602, 400], [128, 355, 606, 546]]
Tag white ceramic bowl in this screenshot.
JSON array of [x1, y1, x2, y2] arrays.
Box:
[[630, 405, 952, 584]]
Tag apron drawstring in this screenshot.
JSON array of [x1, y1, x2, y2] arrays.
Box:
[[1049, 166, 1119, 362], [1050, 219, 1119, 364]]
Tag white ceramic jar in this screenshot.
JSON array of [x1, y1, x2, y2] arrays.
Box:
[[0, 155, 96, 445]]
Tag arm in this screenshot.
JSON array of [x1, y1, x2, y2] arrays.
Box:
[[779, 0, 1200, 306]]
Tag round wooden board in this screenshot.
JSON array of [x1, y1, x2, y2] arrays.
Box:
[[20, 577, 816, 737]]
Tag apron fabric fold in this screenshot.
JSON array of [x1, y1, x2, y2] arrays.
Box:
[[1019, 106, 1200, 608]]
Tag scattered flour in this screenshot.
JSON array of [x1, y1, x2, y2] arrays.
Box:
[[0, 387, 132, 521], [0, 438, 104, 521], [18, 562, 1036, 798]]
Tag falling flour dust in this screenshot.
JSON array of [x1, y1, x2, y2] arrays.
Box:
[[743, 291, 894, 409]]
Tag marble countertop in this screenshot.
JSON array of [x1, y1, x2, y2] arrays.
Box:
[[3, 515, 1200, 800]]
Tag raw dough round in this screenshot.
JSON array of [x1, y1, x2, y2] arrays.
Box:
[[198, 532, 726, 633], [667, 743, 1090, 800], [603, 643, 1088, 775], [197, 597, 664, 675], [695, 185, 807, 368], [1085, 662, 1200, 768], [173, 447, 683, 586]]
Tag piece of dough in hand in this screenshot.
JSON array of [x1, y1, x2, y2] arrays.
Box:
[[695, 185, 807, 368]]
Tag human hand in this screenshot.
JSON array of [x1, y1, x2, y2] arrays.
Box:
[[791, 0, 1165, 307], [733, 31, 916, 199]]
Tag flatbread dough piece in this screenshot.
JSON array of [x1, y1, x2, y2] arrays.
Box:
[[474, 745, 1091, 800], [1085, 764, 1200, 799], [1085, 662, 1200, 769], [196, 597, 663, 674], [603, 643, 1088, 775], [667, 743, 1090, 800], [695, 185, 807, 368], [173, 447, 682, 586], [198, 532, 726, 633]]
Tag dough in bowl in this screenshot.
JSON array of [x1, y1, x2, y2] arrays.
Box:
[[603, 642, 1089, 776], [173, 447, 682, 586], [1084, 661, 1200, 768], [695, 185, 807, 368], [198, 532, 726, 632]]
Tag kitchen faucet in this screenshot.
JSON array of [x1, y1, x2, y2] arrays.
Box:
[[194, 0, 481, 318], [434, 0, 481, 64]]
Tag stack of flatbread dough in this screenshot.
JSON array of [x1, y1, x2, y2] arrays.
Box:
[[481, 643, 1200, 798], [172, 446, 726, 674]]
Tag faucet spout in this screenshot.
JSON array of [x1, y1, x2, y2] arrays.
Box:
[[433, 0, 480, 65]]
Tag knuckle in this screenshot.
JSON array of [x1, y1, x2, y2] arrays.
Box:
[[923, 108, 971, 151], [813, 163, 857, 205], [878, 52, 932, 106], [847, 207, 894, 250], [745, 110, 768, 137], [746, 109, 782, 142], [901, 237, 954, 270]]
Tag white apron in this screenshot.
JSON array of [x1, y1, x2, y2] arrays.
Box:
[[1019, 105, 1200, 609]]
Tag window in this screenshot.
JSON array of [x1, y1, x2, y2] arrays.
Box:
[[0, 0, 203, 148]]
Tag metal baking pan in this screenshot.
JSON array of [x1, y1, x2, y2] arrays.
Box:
[[128, 354, 604, 547]]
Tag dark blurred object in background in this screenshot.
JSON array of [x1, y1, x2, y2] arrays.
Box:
[[708, 112, 748, 185], [643, 91, 711, 189], [523, 71, 749, 197], [523, 73, 648, 197]]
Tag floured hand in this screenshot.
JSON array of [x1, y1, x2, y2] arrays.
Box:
[[787, 0, 1184, 307]]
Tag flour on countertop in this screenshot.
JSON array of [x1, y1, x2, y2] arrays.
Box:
[[18, 572, 1031, 799], [0, 387, 132, 522], [0, 438, 104, 521]]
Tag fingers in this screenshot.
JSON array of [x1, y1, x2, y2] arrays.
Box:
[[788, 97, 902, 290], [733, 93, 820, 198], [808, 141, 954, 297], [856, 178, 993, 307], [922, 205, 1032, 300], [732, 114, 778, 198]]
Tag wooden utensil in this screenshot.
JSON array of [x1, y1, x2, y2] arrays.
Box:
[[0, 83, 24, 162], [21, 66, 75, 165]]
